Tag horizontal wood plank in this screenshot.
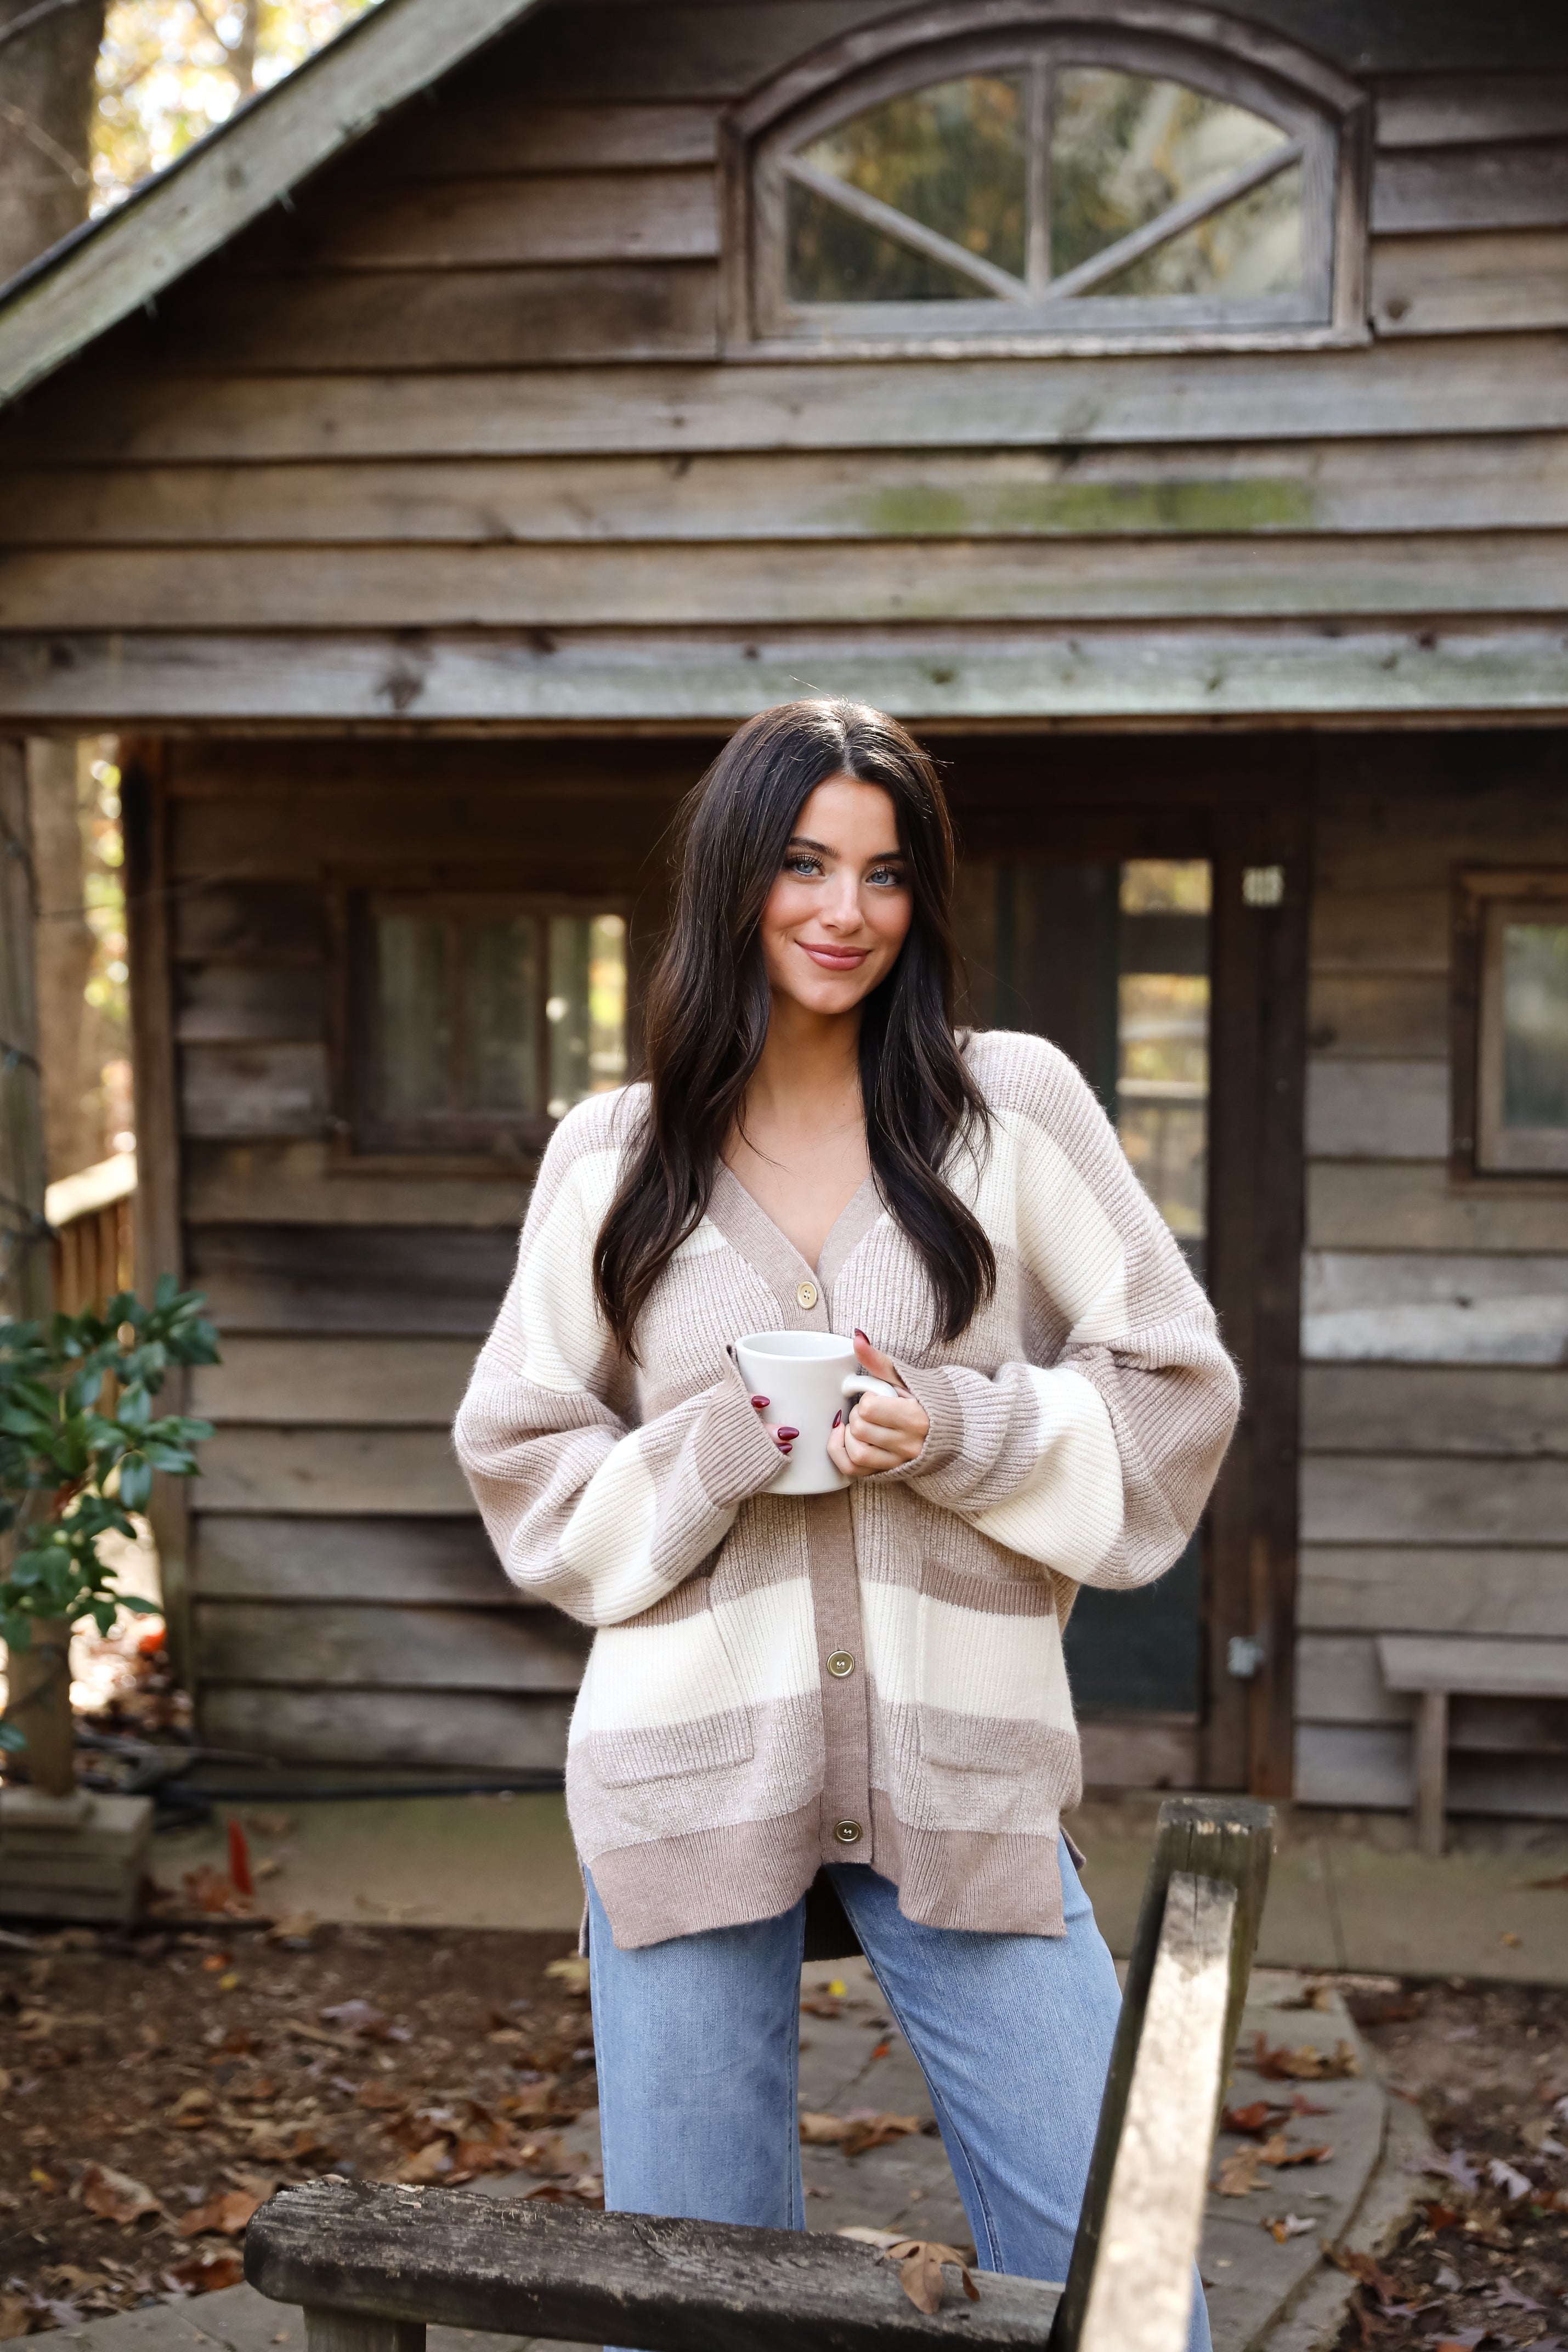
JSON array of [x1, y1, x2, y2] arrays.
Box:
[[10, 341, 1568, 465], [162, 263, 718, 369], [1371, 229, 1568, 336], [169, 787, 672, 881], [1375, 80, 1568, 150], [13, 436, 1568, 547], [294, 169, 717, 267], [201, 1426, 472, 1514], [199, 1684, 571, 1771], [1303, 1249, 1568, 1365], [365, 100, 720, 175], [181, 1041, 330, 1139], [186, 1223, 515, 1335], [1307, 973, 1449, 1059], [1299, 1633, 1413, 1726], [1379, 1632, 1568, 1699], [1315, 778, 1568, 891], [1307, 1160, 1568, 1253], [1078, 1718, 1199, 1791], [1301, 1453, 1568, 1545], [194, 1599, 588, 1689], [1309, 890, 1451, 974], [191, 1512, 515, 1604], [1303, 1364, 1568, 1458], [173, 882, 326, 963], [1292, 1725, 1568, 1818], [13, 534, 1568, 632], [1304, 1058, 1449, 1161], [185, 1141, 533, 1229], [177, 964, 326, 1043], [1373, 141, 1568, 234], [191, 1335, 477, 1424], [1300, 1544, 1568, 1637], [10, 626, 1568, 730]]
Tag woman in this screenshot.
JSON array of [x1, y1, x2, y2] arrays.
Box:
[[454, 700, 1239, 2345]]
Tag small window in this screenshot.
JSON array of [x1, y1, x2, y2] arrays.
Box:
[[742, 23, 1360, 347], [354, 895, 628, 1155], [1462, 875, 1568, 1177]]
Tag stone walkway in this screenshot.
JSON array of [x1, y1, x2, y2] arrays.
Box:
[[37, 1960, 1399, 2352]]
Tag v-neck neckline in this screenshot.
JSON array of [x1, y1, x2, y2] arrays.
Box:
[[707, 1163, 883, 1304]]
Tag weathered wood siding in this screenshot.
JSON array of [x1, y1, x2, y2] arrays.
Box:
[[1296, 733, 1568, 1818], [1, 23, 1566, 724], [168, 737, 693, 1768]]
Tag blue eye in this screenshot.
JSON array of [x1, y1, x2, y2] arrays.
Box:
[[868, 866, 905, 889]]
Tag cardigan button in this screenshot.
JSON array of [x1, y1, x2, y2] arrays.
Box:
[[827, 1652, 855, 1678], [796, 1280, 818, 1309], [834, 1818, 863, 1845]]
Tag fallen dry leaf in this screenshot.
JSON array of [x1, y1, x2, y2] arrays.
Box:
[[1327, 2247, 1401, 2304], [544, 1957, 589, 1994], [174, 2190, 263, 2240], [1224, 2101, 1288, 2137], [842, 2113, 921, 2157], [799, 2112, 853, 2145], [0, 2294, 30, 2342], [78, 2165, 159, 2225], [800, 1994, 846, 2019], [1251, 2033, 1359, 2082], [181, 1867, 253, 1919], [1259, 2136, 1333, 2169], [1217, 2146, 1262, 2195], [167, 2251, 245, 2296], [169, 2087, 215, 2127], [882, 2241, 980, 2315], [397, 2140, 454, 2183]]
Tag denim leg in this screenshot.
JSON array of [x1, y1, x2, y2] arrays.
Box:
[[829, 1842, 1212, 2352], [586, 1872, 810, 2352]]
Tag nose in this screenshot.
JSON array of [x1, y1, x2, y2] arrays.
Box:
[[820, 869, 864, 932]]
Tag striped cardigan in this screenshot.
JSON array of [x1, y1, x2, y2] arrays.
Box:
[[454, 1030, 1241, 1950]]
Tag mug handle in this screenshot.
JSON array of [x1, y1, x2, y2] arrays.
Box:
[[841, 1372, 898, 1404]]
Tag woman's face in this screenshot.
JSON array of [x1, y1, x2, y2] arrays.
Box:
[[758, 773, 913, 1019]]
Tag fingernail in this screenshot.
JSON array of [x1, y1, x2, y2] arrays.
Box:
[[751, 1395, 769, 1407], [854, 1328, 870, 1343], [777, 1426, 800, 1440], [832, 1411, 842, 1427]]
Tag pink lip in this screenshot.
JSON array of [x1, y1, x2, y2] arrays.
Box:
[[800, 943, 870, 970]]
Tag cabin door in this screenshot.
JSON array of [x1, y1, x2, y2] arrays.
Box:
[[950, 781, 1308, 1799]]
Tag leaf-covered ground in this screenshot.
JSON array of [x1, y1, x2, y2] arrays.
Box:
[[0, 1903, 597, 2338], [1331, 1978, 1568, 2352]]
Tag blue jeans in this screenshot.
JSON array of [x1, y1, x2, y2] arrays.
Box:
[[585, 1838, 1211, 2352]]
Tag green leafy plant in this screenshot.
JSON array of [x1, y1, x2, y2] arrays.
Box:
[[0, 1279, 220, 1756]]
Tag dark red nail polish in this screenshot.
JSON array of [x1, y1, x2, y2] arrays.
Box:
[[777, 1426, 800, 1440], [832, 1411, 842, 1427], [854, 1328, 869, 1342], [751, 1395, 769, 1407]]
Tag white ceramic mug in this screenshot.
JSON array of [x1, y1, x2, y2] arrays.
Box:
[[734, 1329, 897, 1496]]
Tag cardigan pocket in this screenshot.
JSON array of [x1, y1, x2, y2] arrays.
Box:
[[914, 1559, 1073, 1777], [579, 1596, 756, 1786]]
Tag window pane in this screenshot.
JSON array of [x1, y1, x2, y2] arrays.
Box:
[[1502, 922, 1568, 1131], [461, 917, 539, 1113], [1051, 69, 1294, 283], [1096, 161, 1303, 297], [546, 913, 628, 1120], [1117, 861, 1210, 1245], [375, 914, 449, 1118], [787, 181, 987, 301], [791, 74, 1026, 301]]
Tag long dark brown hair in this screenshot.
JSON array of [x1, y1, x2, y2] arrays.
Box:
[[593, 699, 994, 1356]]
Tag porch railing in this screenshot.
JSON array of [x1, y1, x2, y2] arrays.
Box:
[[45, 1152, 135, 1315]]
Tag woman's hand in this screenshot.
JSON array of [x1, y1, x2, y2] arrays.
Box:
[[748, 1393, 799, 1458], [827, 1330, 929, 1479]]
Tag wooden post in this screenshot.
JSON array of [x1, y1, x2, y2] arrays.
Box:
[[1413, 1689, 1449, 1859], [1051, 1796, 1273, 2352], [0, 736, 50, 1323], [305, 2310, 424, 2352], [5, 1616, 75, 1797], [1077, 1872, 1237, 2352]]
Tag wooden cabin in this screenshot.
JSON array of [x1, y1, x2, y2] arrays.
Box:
[[1, 0, 1565, 1825]]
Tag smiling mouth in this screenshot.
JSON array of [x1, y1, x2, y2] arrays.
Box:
[[800, 943, 871, 970]]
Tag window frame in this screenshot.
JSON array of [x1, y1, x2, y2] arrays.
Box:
[[329, 880, 634, 1169], [723, 4, 1371, 355], [1453, 869, 1568, 1183]]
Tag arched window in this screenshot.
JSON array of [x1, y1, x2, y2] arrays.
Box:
[[731, 9, 1367, 347]]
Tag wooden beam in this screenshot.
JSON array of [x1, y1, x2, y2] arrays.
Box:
[[3, 626, 1568, 728], [245, 2178, 1064, 2349], [1052, 1797, 1272, 2352], [0, 0, 550, 410]]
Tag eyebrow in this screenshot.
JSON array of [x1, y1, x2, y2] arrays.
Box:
[[788, 834, 905, 862]]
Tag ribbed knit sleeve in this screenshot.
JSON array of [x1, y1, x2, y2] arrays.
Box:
[[897, 1036, 1241, 1592], [452, 1096, 783, 1627]]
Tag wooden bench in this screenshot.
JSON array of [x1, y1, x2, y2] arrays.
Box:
[[245, 1796, 1272, 2352], [1378, 1635, 1568, 1857]]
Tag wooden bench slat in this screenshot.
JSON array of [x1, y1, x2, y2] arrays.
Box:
[[245, 2181, 1065, 2351], [1378, 1633, 1568, 1698]]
